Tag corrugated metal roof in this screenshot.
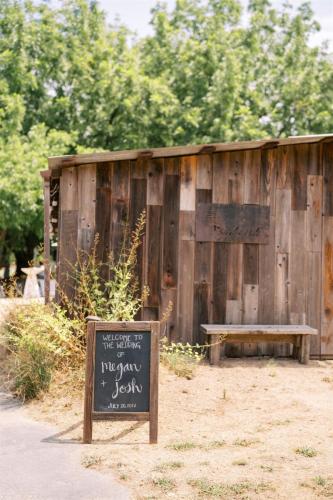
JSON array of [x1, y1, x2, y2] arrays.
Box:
[[48, 133, 333, 170]]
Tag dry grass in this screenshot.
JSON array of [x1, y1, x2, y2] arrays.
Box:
[[23, 359, 333, 499], [188, 478, 274, 497]]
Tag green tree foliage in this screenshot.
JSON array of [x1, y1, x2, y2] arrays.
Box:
[[0, 0, 332, 269]]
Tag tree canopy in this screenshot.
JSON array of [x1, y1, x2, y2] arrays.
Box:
[[0, 0, 332, 270]]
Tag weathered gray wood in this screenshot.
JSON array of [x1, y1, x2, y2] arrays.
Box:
[[244, 149, 260, 204], [178, 240, 195, 343], [196, 203, 270, 244], [77, 164, 96, 253], [322, 216, 333, 356], [201, 325, 318, 335], [163, 175, 180, 287], [180, 156, 196, 210], [147, 158, 164, 205], [49, 135, 333, 169], [212, 152, 229, 203], [307, 175, 322, 252], [196, 154, 212, 189], [242, 284, 259, 356]]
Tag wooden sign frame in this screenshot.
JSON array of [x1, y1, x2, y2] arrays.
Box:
[[83, 321, 160, 444]]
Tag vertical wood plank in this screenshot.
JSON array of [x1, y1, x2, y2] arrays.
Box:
[[212, 152, 229, 203], [110, 161, 130, 261], [180, 156, 196, 210], [83, 322, 95, 444], [196, 154, 212, 189], [42, 174, 51, 304], [178, 240, 195, 343], [60, 167, 78, 211], [274, 253, 290, 356], [290, 210, 307, 318], [244, 149, 260, 204], [308, 251, 321, 356], [225, 299, 242, 357], [243, 244, 259, 285], [57, 210, 78, 301], [165, 157, 180, 176], [212, 243, 228, 323], [227, 244, 243, 300], [77, 164, 96, 253], [96, 163, 112, 281], [131, 158, 147, 179], [242, 284, 259, 355], [179, 212, 195, 240], [275, 189, 291, 253], [194, 236, 212, 343], [226, 244, 243, 357], [308, 143, 320, 175], [260, 149, 276, 215], [292, 145, 308, 211], [194, 242, 212, 283], [130, 177, 147, 300], [228, 150, 244, 203], [147, 158, 164, 205], [276, 146, 292, 190], [149, 322, 160, 444], [196, 189, 212, 204], [193, 283, 209, 344], [323, 143, 333, 216], [146, 205, 162, 307], [258, 216, 275, 355], [162, 175, 180, 288], [307, 175, 323, 252], [322, 217, 333, 356]]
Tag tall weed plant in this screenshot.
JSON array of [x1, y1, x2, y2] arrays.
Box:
[[61, 210, 148, 322]]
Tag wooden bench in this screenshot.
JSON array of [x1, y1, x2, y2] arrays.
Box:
[[200, 325, 318, 365]]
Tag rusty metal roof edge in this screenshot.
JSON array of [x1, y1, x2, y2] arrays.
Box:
[[48, 133, 333, 170]]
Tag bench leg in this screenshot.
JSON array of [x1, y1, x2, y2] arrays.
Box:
[[299, 335, 310, 364], [293, 336, 301, 360], [209, 334, 221, 365]]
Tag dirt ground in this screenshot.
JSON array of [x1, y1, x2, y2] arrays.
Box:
[[23, 357, 333, 500]]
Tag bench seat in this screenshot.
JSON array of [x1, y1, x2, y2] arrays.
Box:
[[200, 324, 318, 365]]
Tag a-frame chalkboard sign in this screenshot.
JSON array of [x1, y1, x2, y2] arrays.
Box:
[[83, 321, 160, 444]]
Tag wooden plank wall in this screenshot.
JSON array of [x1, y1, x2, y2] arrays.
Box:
[[56, 141, 333, 358]]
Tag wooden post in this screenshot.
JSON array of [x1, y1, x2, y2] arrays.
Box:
[[83, 321, 95, 443], [40, 170, 51, 304], [300, 335, 311, 364], [209, 334, 221, 365], [149, 322, 160, 444]]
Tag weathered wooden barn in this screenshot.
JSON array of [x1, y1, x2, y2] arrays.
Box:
[[42, 134, 333, 359]]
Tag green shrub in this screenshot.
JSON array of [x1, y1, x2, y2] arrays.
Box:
[[1, 303, 84, 400]]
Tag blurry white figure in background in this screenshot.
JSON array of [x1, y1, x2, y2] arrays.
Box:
[[21, 266, 44, 299]]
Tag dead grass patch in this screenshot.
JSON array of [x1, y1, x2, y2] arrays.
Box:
[[233, 438, 260, 447], [188, 478, 274, 497], [295, 446, 318, 458], [300, 476, 333, 497]]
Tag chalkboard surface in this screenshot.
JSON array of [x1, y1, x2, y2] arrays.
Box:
[[94, 330, 151, 412]]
